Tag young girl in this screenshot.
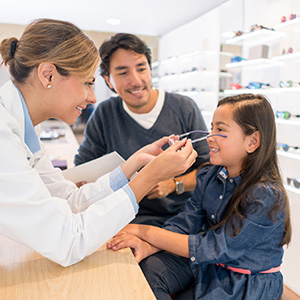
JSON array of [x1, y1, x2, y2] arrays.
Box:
[[107, 94, 291, 300]]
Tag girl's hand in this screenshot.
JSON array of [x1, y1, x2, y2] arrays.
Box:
[[106, 232, 154, 263]]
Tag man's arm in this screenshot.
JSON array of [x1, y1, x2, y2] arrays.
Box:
[[146, 169, 197, 199]]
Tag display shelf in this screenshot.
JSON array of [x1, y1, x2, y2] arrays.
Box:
[[271, 52, 300, 62], [225, 58, 282, 69], [179, 91, 216, 97], [225, 29, 285, 46], [277, 150, 300, 160], [275, 119, 300, 126], [284, 184, 300, 195], [220, 51, 234, 57], [273, 18, 300, 32], [219, 71, 233, 78], [224, 87, 300, 95]]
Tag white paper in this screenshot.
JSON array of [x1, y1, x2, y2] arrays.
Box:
[[62, 152, 125, 183]]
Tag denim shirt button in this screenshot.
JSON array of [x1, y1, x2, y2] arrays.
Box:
[[219, 195, 223, 199], [190, 256, 196, 262], [229, 178, 234, 183], [211, 214, 215, 219]]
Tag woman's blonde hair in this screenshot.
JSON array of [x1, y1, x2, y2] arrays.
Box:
[[0, 18, 100, 82]]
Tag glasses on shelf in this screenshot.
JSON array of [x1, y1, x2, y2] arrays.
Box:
[[276, 111, 300, 120], [281, 13, 297, 23], [282, 47, 293, 55], [247, 82, 271, 89], [279, 80, 300, 88], [230, 56, 247, 63], [250, 24, 275, 32], [230, 83, 243, 90], [168, 130, 227, 145], [287, 177, 300, 189], [276, 142, 299, 152]]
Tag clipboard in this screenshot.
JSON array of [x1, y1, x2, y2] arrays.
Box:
[[62, 151, 125, 183]]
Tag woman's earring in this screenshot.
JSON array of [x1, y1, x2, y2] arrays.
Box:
[[47, 84, 52, 89], [248, 149, 252, 154]]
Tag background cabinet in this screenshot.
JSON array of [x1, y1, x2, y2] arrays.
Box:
[[156, 0, 300, 294], [222, 15, 300, 294]]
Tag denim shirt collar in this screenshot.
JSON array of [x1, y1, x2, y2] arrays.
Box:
[[14, 84, 41, 154], [217, 166, 243, 186]]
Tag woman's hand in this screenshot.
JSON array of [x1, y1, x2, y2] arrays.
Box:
[[106, 232, 156, 263], [144, 138, 197, 183], [124, 136, 198, 203], [121, 136, 170, 180]]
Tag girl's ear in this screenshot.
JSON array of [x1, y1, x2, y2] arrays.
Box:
[[247, 131, 260, 154], [37, 63, 56, 89]]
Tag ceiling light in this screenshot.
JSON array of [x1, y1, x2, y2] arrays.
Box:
[[106, 18, 121, 25]]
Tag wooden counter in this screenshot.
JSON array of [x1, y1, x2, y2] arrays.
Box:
[[0, 234, 156, 300]]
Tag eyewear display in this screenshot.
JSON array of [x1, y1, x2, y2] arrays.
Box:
[[247, 82, 271, 89], [276, 111, 300, 119], [230, 83, 243, 90], [234, 30, 243, 37], [279, 80, 300, 88], [282, 47, 293, 55], [287, 177, 300, 189], [230, 56, 247, 63], [250, 24, 275, 32], [276, 142, 299, 152], [281, 13, 297, 23]]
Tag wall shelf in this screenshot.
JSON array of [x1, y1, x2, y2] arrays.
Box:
[[225, 29, 285, 46], [284, 184, 300, 195], [225, 58, 282, 69], [273, 18, 300, 32], [277, 150, 300, 160]]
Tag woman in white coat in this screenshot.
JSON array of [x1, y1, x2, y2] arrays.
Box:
[[0, 19, 197, 267]]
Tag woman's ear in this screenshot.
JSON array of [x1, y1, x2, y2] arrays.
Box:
[[37, 63, 56, 89], [247, 131, 260, 154]]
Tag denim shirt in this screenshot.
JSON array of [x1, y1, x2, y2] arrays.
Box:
[[163, 165, 285, 300]]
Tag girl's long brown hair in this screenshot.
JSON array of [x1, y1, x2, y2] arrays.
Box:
[[212, 94, 291, 246]]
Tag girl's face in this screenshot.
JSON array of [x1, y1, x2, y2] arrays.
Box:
[[207, 103, 252, 178], [49, 72, 97, 125]]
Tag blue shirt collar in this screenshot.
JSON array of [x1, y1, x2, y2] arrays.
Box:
[[15, 85, 41, 154]]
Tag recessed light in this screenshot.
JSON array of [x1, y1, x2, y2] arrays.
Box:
[[106, 18, 121, 25]]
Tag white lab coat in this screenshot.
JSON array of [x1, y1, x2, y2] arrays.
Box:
[[0, 81, 136, 266]]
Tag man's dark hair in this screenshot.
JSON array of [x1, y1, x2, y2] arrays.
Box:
[[99, 33, 152, 78]]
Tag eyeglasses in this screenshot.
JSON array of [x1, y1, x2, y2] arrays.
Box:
[[287, 177, 300, 189], [282, 47, 293, 55], [250, 24, 275, 32], [276, 142, 299, 152], [276, 111, 300, 119], [231, 56, 247, 63], [281, 14, 297, 23], [279, 80, 300, 88], [168, 130, 227, 145], [247, 82, 271, 89], [230, 83, 243, 90]]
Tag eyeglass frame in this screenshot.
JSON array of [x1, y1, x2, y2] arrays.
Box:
[[276, 142, 299, 152], [287, 177, 300, 189], [276, 111, 300, 119]]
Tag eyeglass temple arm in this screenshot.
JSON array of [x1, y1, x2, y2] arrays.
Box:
[[178, 130, 209, 138], [191, 134, 227, 144]]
